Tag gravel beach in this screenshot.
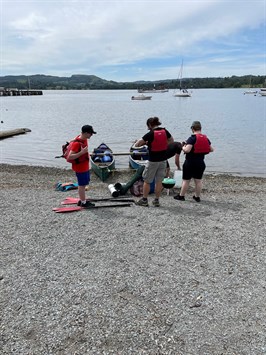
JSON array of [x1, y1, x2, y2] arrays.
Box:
[[1, 164, 265, 355]]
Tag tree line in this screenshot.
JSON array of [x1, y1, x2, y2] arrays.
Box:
[[0, 74, 265, 90]]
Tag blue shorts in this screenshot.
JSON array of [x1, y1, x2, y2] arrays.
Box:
[[76, 171, 90, 186]]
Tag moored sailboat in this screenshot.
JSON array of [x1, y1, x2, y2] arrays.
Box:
[[243, 76, 258, 95], [173, 60, 192, 97]]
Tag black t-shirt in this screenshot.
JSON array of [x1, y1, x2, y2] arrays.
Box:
[[165, 142, 182, 159], [142, 128, 172, 162]]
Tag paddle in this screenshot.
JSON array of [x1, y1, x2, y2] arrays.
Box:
[[56, 151, 148, 158], [91, 152, 148, 156]]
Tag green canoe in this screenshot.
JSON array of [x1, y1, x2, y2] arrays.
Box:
[[90, 143, 115, 182]]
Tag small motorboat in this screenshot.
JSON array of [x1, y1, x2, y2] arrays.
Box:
[[137, 89, 168, 93], [90, 143, 115, 182], [131, 94, 152, 100], [243, 90, 258, 95]]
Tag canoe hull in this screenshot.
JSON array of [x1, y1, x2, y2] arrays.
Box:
[[90, 160, 115, 181], [90, 143, 115, 182], [129, 145, 149, 170], [129, 155, 147, 170]]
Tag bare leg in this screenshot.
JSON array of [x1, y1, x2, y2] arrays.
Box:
[[142, 181, 150, 198], [194, 178, 202, 197], [155, 180, 163, 199], [180, 179, 190, 196], [175, 154, 181, 170], [78, 185, 86, 201]]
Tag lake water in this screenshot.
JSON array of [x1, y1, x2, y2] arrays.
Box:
[[0, 89, 265, 177]]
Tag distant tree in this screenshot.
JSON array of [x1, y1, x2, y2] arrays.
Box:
[[0, 74, 265, 90]]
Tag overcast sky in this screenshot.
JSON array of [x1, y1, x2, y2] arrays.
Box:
[[1, 0, 265, 82]]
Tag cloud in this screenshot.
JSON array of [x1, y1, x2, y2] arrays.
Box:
[[1, 0, 265, 81]]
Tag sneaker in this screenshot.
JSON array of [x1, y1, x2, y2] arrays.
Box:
[[152, 199, 160, 207], [77, 200, 82, 206], [136, 198, 149, 207], [193, 195, 201, 202], [81, 201, 95, 208], [173, 194, 185, 201]]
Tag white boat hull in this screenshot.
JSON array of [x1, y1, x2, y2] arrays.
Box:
[[173, 90, 191, 97], [138, 89, 168, 93], [131, 95, 152, 100], [243, 90, 258, 95]]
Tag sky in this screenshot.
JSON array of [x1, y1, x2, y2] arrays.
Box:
[[1, 0, 265, 82]]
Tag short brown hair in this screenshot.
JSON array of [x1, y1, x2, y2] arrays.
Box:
[[191, 121, 201, 130]]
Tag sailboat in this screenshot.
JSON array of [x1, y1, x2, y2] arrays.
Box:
[[243, 76, 258, 95], [173, 60, 192, 97]]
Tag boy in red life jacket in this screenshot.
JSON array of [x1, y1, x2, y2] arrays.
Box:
[[174, 121, 214, 202], [134, 116, 174, 207], [67, 125, 97, 208]]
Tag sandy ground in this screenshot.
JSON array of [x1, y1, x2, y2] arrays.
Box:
[[0, 164, 265, 355]]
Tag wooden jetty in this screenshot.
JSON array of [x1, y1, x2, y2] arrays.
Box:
[[0, 128, 31, 139], [0, 87, 43, 96]]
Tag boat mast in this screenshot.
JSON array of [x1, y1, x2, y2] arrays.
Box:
[[178, 60, 184, 90]]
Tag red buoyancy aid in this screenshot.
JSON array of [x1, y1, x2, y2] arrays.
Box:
[[151, 129, 168, 151], [193, 134, 210, 154], [66, 137, 89, 164]]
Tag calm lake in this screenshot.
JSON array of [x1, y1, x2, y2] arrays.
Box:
[[0, 89, 265, 177]]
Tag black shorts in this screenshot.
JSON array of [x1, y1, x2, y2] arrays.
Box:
[[182, 159, 206, 180]]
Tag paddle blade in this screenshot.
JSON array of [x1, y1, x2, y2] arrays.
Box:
[[53, 206, 82, 213], [61, 197, 79, 205]]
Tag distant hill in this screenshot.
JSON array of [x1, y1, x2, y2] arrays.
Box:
[[0, 74, 265, 90]]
